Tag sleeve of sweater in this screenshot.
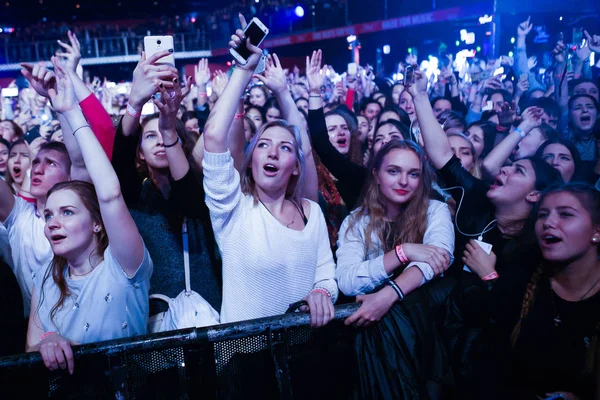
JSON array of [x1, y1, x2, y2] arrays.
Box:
[[111, 118, 143, 206], [308, 108, 366, 208], [312, 203, 339, 303], [335, 214, 391, 296], [202, 150, 243, 238], [79, 93, 116, 160], [404, 201, 455, 283]]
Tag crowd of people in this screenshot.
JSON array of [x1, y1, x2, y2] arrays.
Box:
[[0, 12, 599, 399]]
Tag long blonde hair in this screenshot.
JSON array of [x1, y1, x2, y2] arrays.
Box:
[[347, 140, 434, 253]]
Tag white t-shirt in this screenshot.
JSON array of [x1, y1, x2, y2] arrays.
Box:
[[3, 196, 52, 317]]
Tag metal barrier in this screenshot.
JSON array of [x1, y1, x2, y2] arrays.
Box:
[[0, 303, 360, 400]]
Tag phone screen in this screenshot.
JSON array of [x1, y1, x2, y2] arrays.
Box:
[[404, 66, 414, 86], [236, 22, 268, 61]]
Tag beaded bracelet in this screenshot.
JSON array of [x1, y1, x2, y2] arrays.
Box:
[[312, 288, 331, 298]]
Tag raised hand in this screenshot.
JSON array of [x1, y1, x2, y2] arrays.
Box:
[[406, 68, 428, 98], [20, 61, 55, 99], [498, 102, 517, 125], [584, 30, 600, 53], [194, 58, 211, 86], [229, 13, 263, 70], [47, 57, 76, 114], [520, 106, 543, 129], [517, 16, 533, 37], [305, 49, 327, 90], [254, 53, 287, 95], [515, 75, 530, 96], [56, 30, 81, 74], [211, 70, 229, 98], [552, 40, 567, 64], [479, 78, 503, 95], [527, 56, 538, 70], [129, 50, 178, 110], [574, 40, 592, 62], [152, 76, 192, 135]]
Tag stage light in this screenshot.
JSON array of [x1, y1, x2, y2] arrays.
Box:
[[508, 51, 514, 57], [476, 46, 481, 52], [383, 45, 390, 55], [407, 47, 413, 54], [295, 6, 304, 17], [559, 16, 563, 21], [510, 37, 515, 44], [191, 17, 196, 23], [346, 35, 357, 43], [455, 40, 460, 47], [479, 14, 493, 24]]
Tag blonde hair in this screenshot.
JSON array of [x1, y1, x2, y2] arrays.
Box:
[[240, 120, 306, 205]]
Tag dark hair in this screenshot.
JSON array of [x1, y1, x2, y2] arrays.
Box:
[[467, 121, 496, 158], [529, 97, 561, 119], [535, 123, 559, 142], [568, 93, 599, 112], [534, 138, 584, 182], [481, 110, 498, 122], [0, 120, 24, 142], [245, 104, 266, 124], [375, 104, 411, 127], [523, 156, 564, 191], [295, 97, 309, 106], [571, 78, 599, 95], [374, 119, 411, 141], [488, 89, 512, 103], [430, 96, 452, 110], [512, 183, 600, 374], [437, 110, 466, 133], [324, 108, 363, 164], [181, 111, 197, 124], [5, 139, 29, 189], [39, 180, 108, 328], [264, 97, 280, 112], [0, 137, 10, 151], [360, 98, 382, 113]]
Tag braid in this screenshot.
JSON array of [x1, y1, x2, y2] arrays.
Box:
[[511, 264, 544, 347]]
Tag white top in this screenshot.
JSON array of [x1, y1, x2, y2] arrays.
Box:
[[202, 150, 339, 323], [34, 245, 153, 344], [3, 196, 53, 317], [335, 200, 455, 296]]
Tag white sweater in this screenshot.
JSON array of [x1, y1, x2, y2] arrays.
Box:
[[202, 150, 339, 323], [336, 200, 455, 296]]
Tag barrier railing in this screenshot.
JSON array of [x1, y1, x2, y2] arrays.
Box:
[[0, 303, 359, 400]]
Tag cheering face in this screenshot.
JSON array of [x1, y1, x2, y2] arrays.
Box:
[[541, 143, 576, 183], [570, 97, 598, 133], [535, 192, 599, 263], [375, 148, 421, 207], [399, 91, 416, 122], [363, 102, 382, 122], [250, 126, 299, 195], [466, 125, 485, 158], [7, 143, 30, 185], [448, 135, 475, 172], [487, 159, 537, 207], [30, 149, 71, 199], [0, 121, 17, 142], [139, 119, 169, 170], [44, 189, 99, 259], [249, 87, 267, 107], [325, 114, 351, 155]]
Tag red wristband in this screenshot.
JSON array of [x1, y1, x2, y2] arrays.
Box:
[[482, 271, 499, 281], [395, 244, 409, 264], [234, 111, 245, 120], [198, 92, 208, 97], [312, 288, 331, 298], [126, 103, 141, 119], [40, 331, 56, 341]]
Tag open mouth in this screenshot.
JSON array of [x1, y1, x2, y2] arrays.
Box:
[[50, 234, 66, 242], [31, 177, 42, 186], [336, 138, 348, 147], [490, 177, 504, 189], [263, 164, 279, 174], [12, 166, 21, 177], [541, 234, 562, 245], [580, 115, 592, 124]]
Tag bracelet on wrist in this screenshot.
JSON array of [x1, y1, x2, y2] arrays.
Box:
[[126, 103, 142, 119], [40, 331, 56, 342], [72, 124, 91, 136], [163, 137, 180, 148], [482, 271, 499, 281], [386, 280, 405, 301], [309, 87, 323, 95], [395, 244, 409, 264], [234, 111, 246, 120], [312, 288, 331, 298], [513, 127, 526, 139]]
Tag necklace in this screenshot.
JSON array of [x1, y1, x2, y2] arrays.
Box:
[[259, 199, 296, 228], [69, 264, 95, 278], [549, 274, 600, 327]]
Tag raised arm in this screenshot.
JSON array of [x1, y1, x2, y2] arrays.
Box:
[[152, 76, 192, 180], [122, 51, 178, 137], [482, 106, 542, 177], [49, 57, 144, 277], [254, 53, 318, 201], [202, 14, 262, 154], [408, 69, 454, 169]]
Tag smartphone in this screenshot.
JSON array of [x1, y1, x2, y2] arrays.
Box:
[[347, 62, 357, 75], [229, 18, 269, 65], [493, 67, 504, 76], [404, 65, 415, 86], [143, 36, 175, 67], [1, 87, 18, 97], [24, 126, 42, 144]]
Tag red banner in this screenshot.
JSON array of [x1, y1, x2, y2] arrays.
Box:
[[212, 4, 487, 56]]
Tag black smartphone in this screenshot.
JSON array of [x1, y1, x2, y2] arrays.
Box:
[[404, 65, 415, 86], [229, 18, 269, 65], [24, 126, 42, 144]]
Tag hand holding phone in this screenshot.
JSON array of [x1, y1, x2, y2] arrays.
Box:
[[404, 65, 415, 86], [347, 62, 357, 76], [229, 15, 269, 66], [143, 36, 175, 67]]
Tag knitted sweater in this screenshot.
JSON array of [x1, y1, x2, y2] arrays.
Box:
[[202, 150, 339, 323]]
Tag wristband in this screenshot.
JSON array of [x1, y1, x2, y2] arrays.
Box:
[[513, 127, 526, 139], [234, 111, 246, 120], [386, 280, 404, 301], [198, 92, 208, 97], [72, 124, 91, 136], [126, 103, 141, 119], [163, 137, 180, 148], [482, 271, 499, 281], [40, 331, 56, 341], [312, 288, 331, 298], [309, 87, 322, 95], [395, 244, 409, 264]]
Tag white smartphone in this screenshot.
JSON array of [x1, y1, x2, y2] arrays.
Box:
[[1, 87, 18, 97], [347, 62, 357, 75], [229, 18, 269, 65], [144, 36, 175, 67]]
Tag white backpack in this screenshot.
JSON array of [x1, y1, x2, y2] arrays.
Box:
[[148, 218, 220, 333]]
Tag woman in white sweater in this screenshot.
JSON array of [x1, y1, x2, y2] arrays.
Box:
[[200, 16, 338, 326]]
